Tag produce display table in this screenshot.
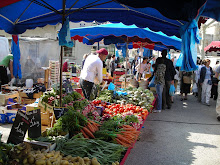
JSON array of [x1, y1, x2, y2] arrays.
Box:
[[120, 97, 156, 165]]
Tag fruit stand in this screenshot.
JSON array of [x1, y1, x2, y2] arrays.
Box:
[[0, 84, 155, 165]]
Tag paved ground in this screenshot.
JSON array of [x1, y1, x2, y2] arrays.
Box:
[[125, 93, 220, 165]]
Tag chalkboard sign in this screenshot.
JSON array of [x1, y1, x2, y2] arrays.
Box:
[[53, 107, 68, 120], [7, 110, 30, 145], [26, 109, 41, 138], [63, 79, 73, 93]]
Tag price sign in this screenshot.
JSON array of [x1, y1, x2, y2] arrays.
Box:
[[53, 107, 68, 120], [26, 109, 41, 138], [7, 110, 30, 145]]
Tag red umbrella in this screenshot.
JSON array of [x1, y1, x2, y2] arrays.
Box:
[[204, 41, 220, 52]]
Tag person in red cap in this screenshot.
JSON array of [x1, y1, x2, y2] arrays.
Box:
[[80, 48, 108, 100]]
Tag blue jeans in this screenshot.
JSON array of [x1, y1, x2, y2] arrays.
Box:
[[156, 84, 164, 110]]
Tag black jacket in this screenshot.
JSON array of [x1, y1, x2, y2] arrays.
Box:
[[199, 66, 214, 83], [155, 57, 176, 81]]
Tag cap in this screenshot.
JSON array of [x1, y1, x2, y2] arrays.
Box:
[[96, 48, 108, 55]]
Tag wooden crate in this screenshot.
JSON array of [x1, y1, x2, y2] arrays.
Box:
[[19, 91, 43, 99], [0, 92, 19, 106]]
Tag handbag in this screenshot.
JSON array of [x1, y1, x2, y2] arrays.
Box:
[[183, 76, 192, 84], [207, 80, 212, 85]]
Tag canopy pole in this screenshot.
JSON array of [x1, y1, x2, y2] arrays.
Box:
[[125, 40, 128, 88], [59, 0, 66, 106], [98, 42, 100, 49]]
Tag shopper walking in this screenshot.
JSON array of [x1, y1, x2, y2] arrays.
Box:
[[155, 50, 175, 109], [105, 54, 111, 72], [215, 65, 220, 121], [200, 59, 214, 106], [154, 58, 166, 113], [131, 56, 138, 76], [80, 48, 108, 100], [197, 59, 206, 102], [180, 71, 192, 101], [109, 55, 116, 77]]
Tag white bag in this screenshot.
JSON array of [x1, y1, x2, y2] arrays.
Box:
[[192, 83, 198, 93]]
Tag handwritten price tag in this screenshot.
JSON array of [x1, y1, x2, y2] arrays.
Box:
[[26, 109, 41, 138], [7, 110, 30, 145], [53, 107, 68, 120]]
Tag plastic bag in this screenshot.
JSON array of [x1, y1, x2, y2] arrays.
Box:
[[192, 83, 198, 93], [169, 84, 175, 96], [108, 82, 115, 91], [148, 76, 155, 87]]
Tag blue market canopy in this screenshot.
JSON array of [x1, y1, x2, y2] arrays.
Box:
[[70, 23, 182, 51], [0, 0, 185, 37], [116, 0, 220, 21]]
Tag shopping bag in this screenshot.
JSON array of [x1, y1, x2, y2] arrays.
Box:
[[169, 84, 175, 96], [108, 82, 115, 91], [148, 76, 155, 87], [192, 83, 198, 93]]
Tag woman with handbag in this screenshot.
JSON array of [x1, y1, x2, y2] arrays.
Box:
[[180, 71, 193, 101], [200, 59, 214, 106]]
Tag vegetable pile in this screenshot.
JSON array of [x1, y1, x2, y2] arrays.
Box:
[[55, 134, 125, 165]]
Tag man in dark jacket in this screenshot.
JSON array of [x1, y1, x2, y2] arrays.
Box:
[[155, 50, 176, 109]]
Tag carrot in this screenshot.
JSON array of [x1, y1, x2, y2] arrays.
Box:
[[116, 134, 131, 144], [115, 138, 130, 147], [81, 129, 89, 139], [90, 122, 98, 131], [86, 122, 95, 133], [90, 120, 101, 127], [83, 127, 95, 139]]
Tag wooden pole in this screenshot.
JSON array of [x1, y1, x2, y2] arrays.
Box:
[[59, 0, 66, 106]]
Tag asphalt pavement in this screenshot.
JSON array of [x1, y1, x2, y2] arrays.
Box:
[[125, 93, 220, 165]]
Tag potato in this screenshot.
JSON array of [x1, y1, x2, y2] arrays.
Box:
[[71, 157, 78, 162], [61, 160, 69, 165], [35, 159, 46, 165], [66, 155, 72, 160], [45, 153, 54, 158], [36, 150, 42, 154], [91, 158, 100, 165], [46, 160, 52, 165], [83, 157, 90, 161], [115, 161, 119, 165], [36, 154, 46, 160], [49, 157, 56, 163], [28, 156, 35, 164], [85, 161, 91, 165], [112, 163, 116, 165], [54, 151, 60, 159], [78, 157, 85, 165]]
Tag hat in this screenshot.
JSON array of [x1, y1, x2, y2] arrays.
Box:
[[96, 48, 108, 55]]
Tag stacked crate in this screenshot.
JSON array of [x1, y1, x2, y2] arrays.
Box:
[[49, 60, 60, 84], [113, 71, 125, 88]]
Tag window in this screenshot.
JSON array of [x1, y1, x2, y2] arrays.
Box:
[[63, 42, 75, 59]]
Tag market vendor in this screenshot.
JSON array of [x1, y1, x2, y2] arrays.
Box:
[[80, 48, 108, 100], [62, 59, 69, 72], [0, 54, 14, 85]]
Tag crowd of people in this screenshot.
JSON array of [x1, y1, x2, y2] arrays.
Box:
[[79, 48, 220, 121]]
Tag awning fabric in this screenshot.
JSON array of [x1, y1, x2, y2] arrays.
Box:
[[116, 0, 220, 21], [204, 41, 220, 52], [70, 23, 182, 51], [0, 0, 185, 37]]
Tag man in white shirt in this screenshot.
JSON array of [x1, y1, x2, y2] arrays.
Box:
[[80, 48, 108, 100]]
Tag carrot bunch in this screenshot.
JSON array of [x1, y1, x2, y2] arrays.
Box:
[[115, 125, 140, 148], [80, 120, 101, 139]]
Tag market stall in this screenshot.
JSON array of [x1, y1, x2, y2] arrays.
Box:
[[0, 84, 155, 165]]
